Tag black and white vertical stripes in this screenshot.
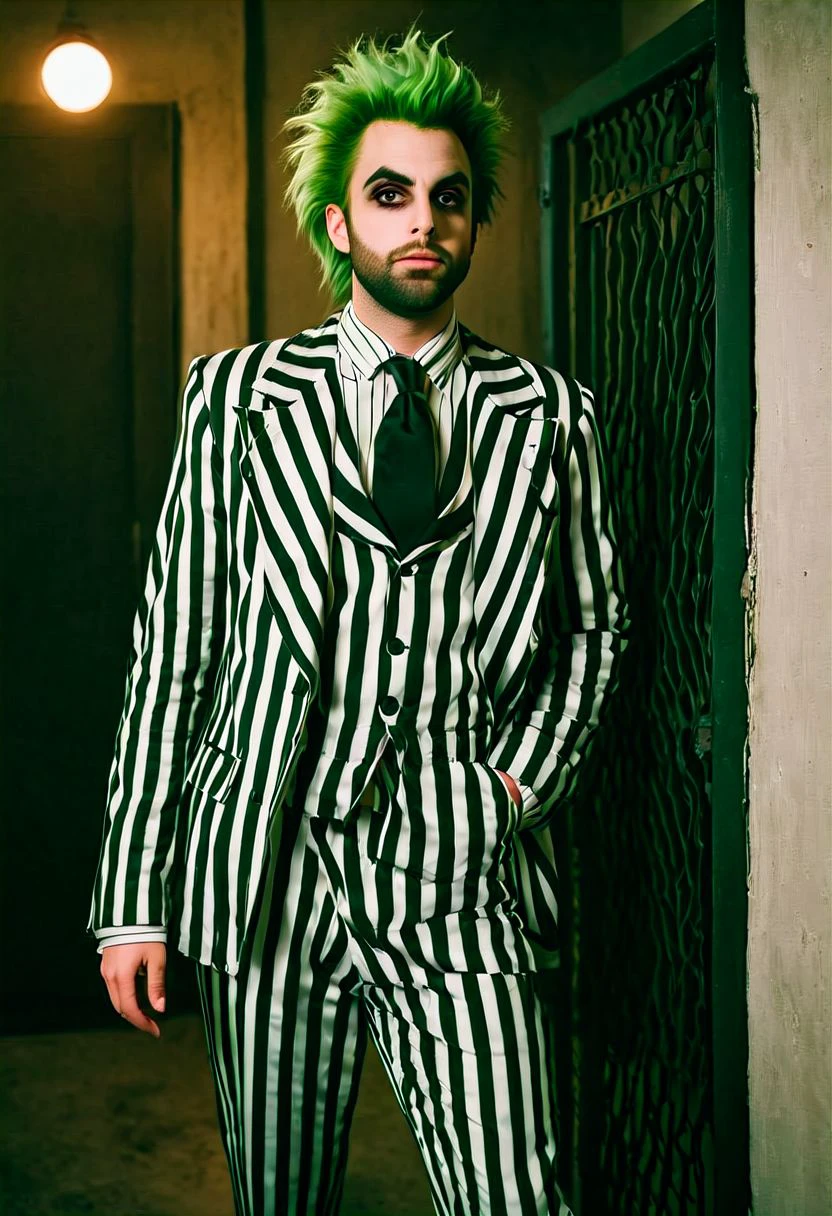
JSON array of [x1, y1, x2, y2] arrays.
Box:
[[87, 307, 629, 981]]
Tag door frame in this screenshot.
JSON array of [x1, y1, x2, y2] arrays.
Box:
[[538, 2, 753, 1212]]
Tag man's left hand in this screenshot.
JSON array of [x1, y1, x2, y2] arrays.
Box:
[[495, 769, 522, 810]]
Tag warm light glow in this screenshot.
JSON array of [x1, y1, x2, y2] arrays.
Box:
[[41, 40, 112, 113]]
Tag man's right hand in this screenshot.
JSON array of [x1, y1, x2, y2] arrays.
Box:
[[99, 942, 167, 1038]]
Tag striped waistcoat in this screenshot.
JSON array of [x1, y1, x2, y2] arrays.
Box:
[[86, 311, 629, 976], [294, 334, 485, 818]]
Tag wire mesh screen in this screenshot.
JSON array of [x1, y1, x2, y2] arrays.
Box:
[[554, 54, 716, 1215]]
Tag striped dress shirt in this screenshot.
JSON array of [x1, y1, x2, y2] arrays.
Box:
[[337, 297, 461, 492]]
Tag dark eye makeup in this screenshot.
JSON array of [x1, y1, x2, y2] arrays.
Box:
[[371, 186, 465, 208]]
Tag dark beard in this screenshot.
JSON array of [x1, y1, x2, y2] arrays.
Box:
[[346, 221, 471, 318]]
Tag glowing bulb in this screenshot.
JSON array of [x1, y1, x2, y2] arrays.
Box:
[[41, 40, 112, 113]]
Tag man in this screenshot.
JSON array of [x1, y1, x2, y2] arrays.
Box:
[[88, 25, 628, 1216]]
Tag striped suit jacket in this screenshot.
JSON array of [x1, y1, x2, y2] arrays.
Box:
[[87, 311, 628, 977]]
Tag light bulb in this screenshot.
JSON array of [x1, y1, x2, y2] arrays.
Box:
[[41, 39, 112, 113]]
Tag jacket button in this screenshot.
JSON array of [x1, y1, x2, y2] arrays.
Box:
[[379, 695, 399, 716], [387, 638, 406, 655]]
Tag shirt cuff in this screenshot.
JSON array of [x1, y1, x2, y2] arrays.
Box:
[[94, 926, 167, 954]]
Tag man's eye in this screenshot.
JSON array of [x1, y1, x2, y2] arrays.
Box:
[[373, 188, 464, 207]]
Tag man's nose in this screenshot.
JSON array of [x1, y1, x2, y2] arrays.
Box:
[[410, 193, 436, 236]]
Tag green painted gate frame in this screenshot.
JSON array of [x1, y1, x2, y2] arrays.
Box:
[[538, 2, 753, 1213]]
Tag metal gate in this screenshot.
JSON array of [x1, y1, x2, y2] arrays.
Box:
[[539, 4, 752, 1213]]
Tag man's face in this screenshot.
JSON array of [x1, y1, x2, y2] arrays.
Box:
[[325, 120, 476, 318]]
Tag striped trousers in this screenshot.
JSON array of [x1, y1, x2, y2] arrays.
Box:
[[195, 766, 573, 1215]]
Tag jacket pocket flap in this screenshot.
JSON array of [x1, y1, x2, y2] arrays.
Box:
[[185, 741, 242, 803]]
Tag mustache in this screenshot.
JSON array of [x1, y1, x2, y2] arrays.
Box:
[[394, 247, 444, 262]]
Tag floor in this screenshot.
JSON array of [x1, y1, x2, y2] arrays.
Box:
[[0, 1013, 433, 1216]]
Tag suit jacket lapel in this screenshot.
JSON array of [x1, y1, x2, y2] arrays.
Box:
[[464, 330, 560, 541], [232, 318, 561, 697], [462, 334, 561, 702], [330, 386, 398, 551], [233, 330, 338, 689]]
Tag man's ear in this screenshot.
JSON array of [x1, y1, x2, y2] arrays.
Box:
[[325, 203, 350, 254]]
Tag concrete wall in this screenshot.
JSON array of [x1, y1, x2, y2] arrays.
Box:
[[0, 0, 620, 376], [0, 0, 248, 376], [621, 0, 704, 55], [262, 0, 621, 363], [745, 3, 832, 1214]]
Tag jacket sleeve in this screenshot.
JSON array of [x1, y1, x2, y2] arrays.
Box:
[[86, 355, 226, 940], [487, 381, 629, 830]]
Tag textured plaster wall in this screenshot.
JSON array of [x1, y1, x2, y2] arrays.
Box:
[[261, 0, 621, 364], [746, 3, 832, 1214], [620, 0, 704, 55], [0, 0, 248, 377]]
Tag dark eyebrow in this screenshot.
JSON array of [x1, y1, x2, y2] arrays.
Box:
[[362, 166, 470, 192]]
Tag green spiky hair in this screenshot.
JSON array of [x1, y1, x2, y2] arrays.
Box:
[[281, 24, 511, 308]]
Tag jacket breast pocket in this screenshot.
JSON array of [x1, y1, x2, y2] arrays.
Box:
[[184, 739, 242, 804]]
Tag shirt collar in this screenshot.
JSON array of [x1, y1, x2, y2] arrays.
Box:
[[336, 298, 467, 391]]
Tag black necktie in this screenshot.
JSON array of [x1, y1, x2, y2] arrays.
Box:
[[372, 356, 438, 554]]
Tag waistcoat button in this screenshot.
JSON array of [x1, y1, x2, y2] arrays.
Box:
[[387, 638, 406, 655], [379, 695, 399, 715]]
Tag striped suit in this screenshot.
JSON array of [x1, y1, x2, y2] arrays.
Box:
[[87, 305, 628, 1213]]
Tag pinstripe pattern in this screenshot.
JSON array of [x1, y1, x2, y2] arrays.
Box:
[[195, 802, 574, 1215], [337, 298, 463, 491], [87, 307, 628, 980]]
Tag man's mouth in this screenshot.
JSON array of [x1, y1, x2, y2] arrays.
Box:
[[396, 252, 443, 264]]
